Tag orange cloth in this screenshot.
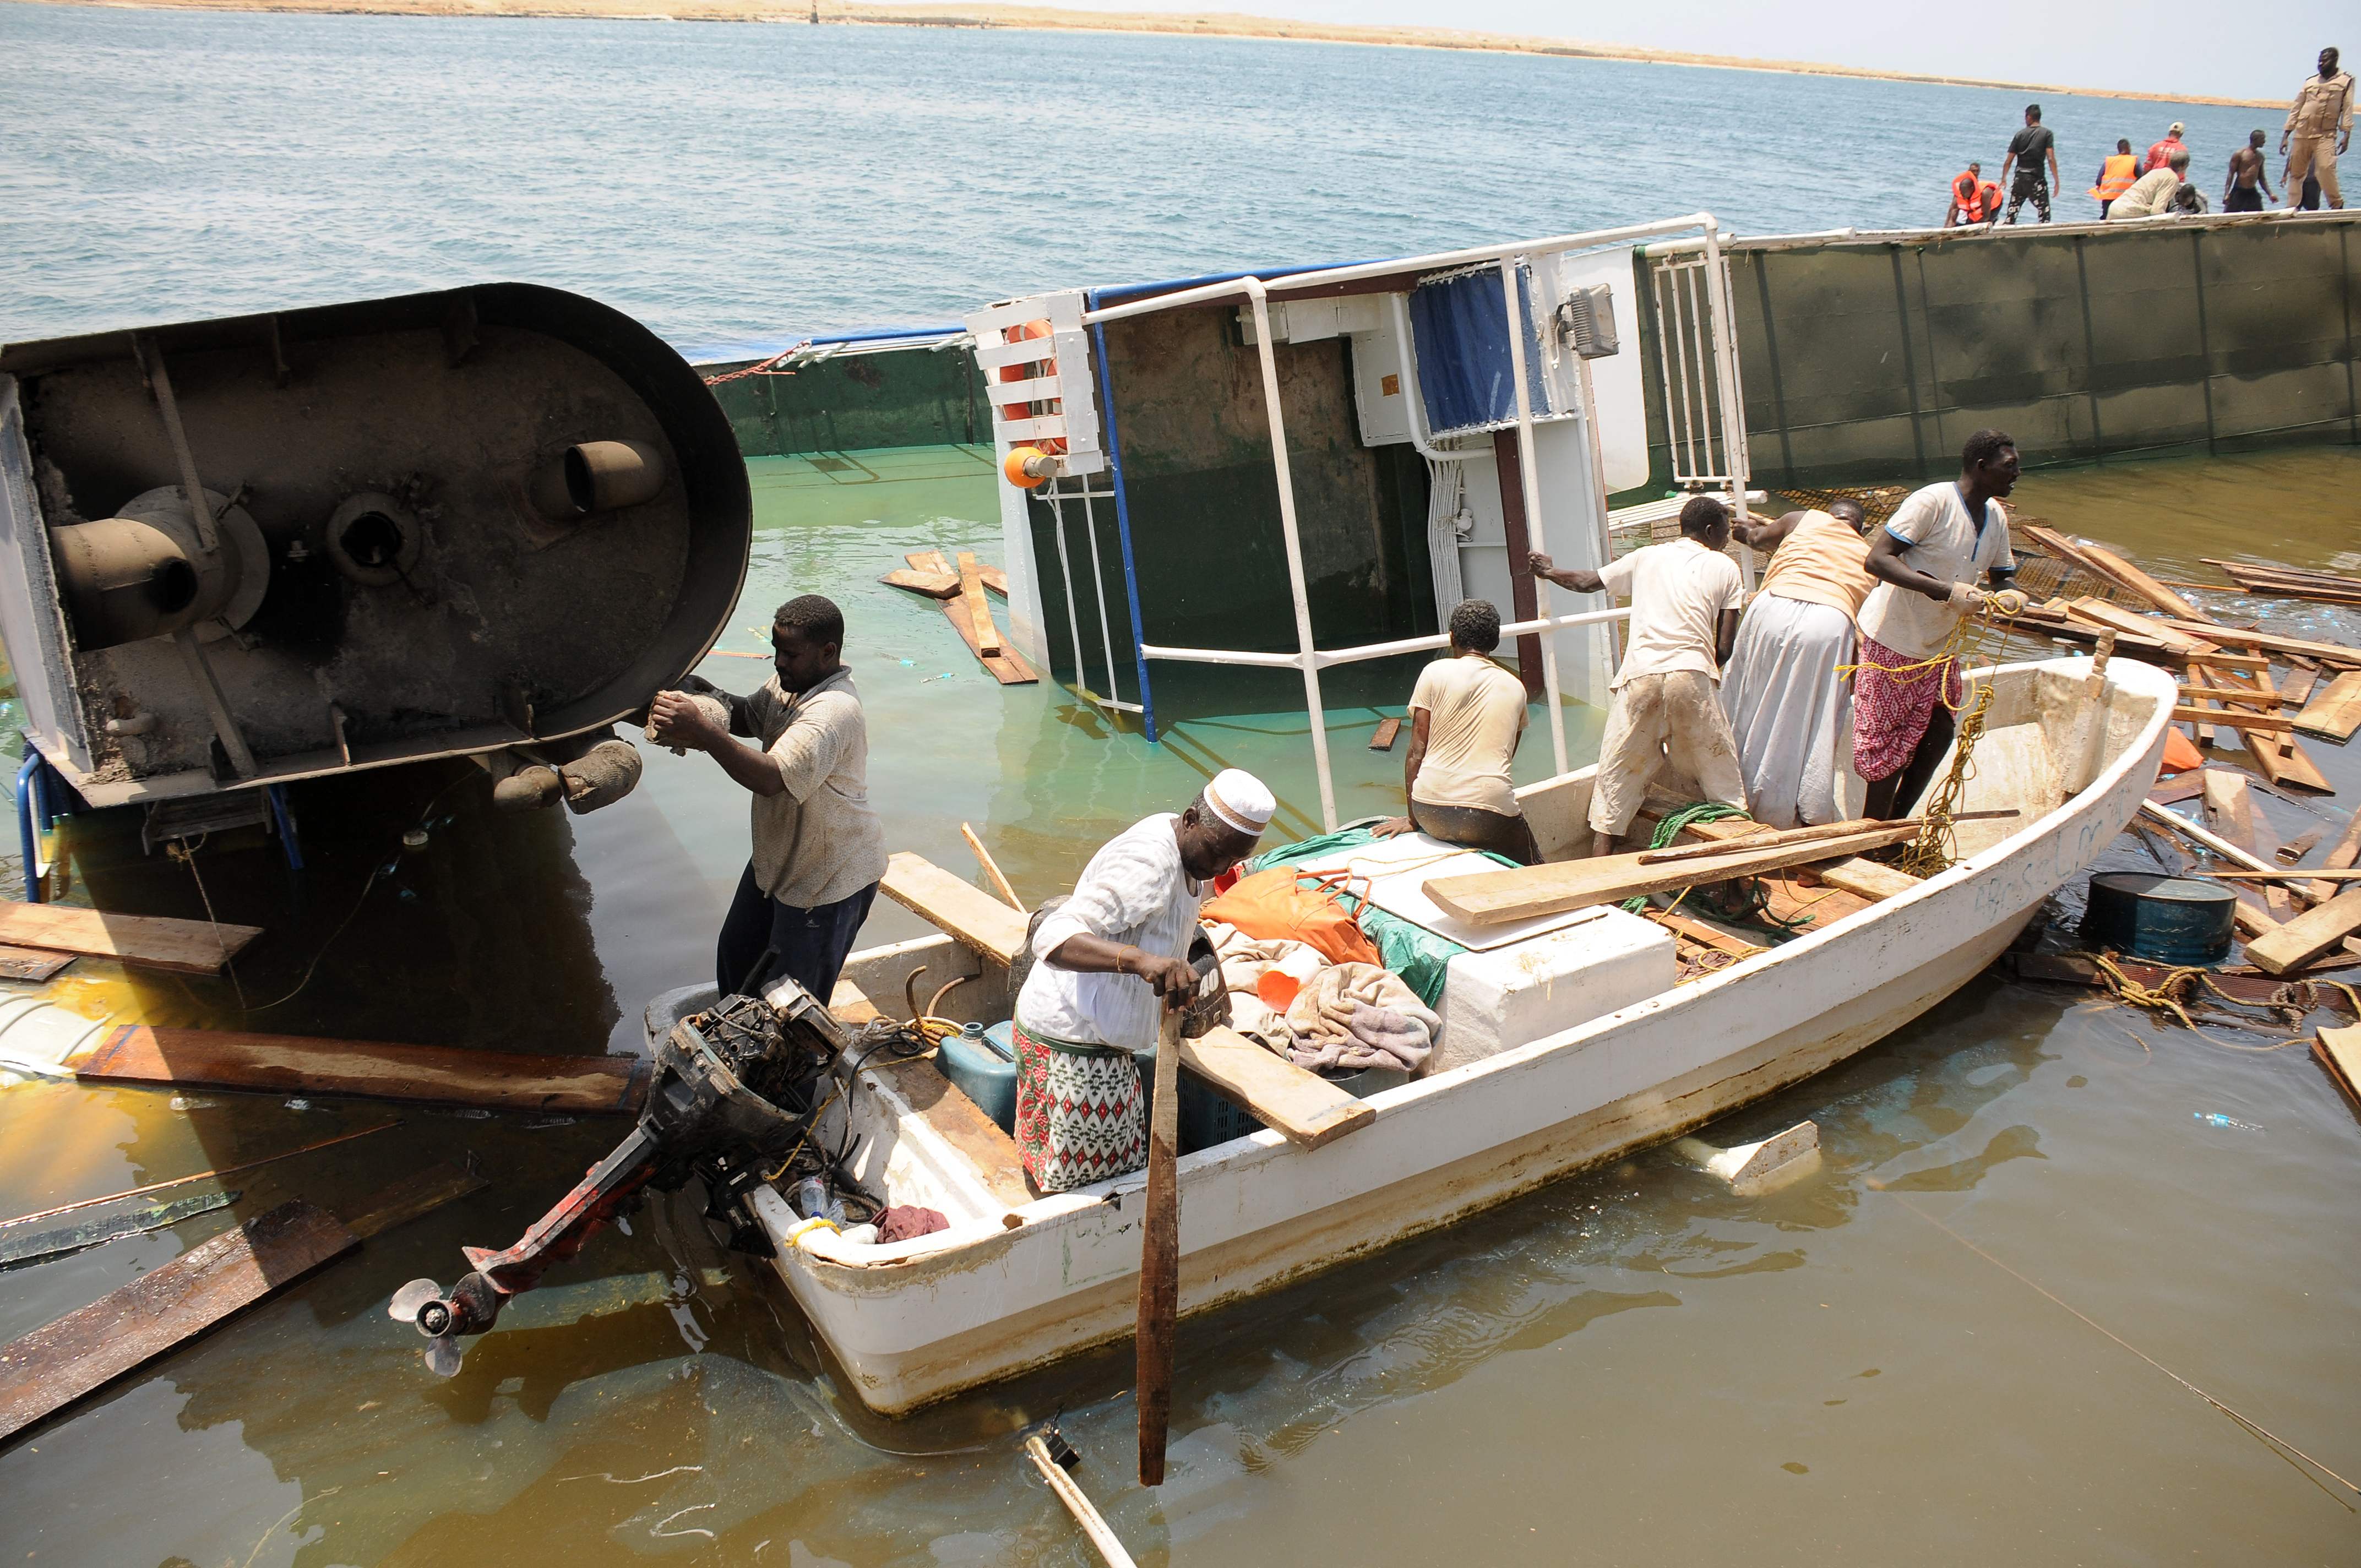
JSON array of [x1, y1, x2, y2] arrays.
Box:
[[1756, 510, 1876, 617], [2159, 727, 2204, 774], [1198, 868, 1383, 968]]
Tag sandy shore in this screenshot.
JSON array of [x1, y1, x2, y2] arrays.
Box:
[[25, 0, 2282, 109]]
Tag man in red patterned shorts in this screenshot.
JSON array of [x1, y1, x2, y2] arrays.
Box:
[[1852, 431, 2028, 820]]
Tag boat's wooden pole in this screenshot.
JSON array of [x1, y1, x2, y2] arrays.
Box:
[[1136, 1006, 1183, 1485], [960, 822, 1024, 912], [1025, 1434, 1139, 1568]]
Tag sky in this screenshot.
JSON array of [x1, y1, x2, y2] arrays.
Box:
[[1031, 0, 2346, 103]]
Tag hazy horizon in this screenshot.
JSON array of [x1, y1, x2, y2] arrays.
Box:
[[1009, 0, 2345, 102]]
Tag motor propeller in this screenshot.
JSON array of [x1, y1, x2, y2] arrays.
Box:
[[388, 1277, 471, 1378]]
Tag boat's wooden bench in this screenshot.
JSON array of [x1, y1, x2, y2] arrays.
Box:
[[1632, 795, 1912, 930], [876, 852, 1375, 1151]]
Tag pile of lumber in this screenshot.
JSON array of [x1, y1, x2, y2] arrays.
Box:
[[2201, 558, 2361, 609], [883, 550, 1037, 685]]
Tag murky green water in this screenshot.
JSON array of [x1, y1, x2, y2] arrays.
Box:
[[1, 445, 2356, 1565]]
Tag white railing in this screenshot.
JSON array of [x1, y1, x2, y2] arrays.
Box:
[[1081, 214, 1733, 830]]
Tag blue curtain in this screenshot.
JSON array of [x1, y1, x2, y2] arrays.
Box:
[[1407, 263, 1551, 438]]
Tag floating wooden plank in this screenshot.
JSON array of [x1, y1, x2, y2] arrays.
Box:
[[1368, 716, 1402, 752], [2316, 1025, 2361, 1122], [2279, 665, 2321, 709], [339, 1159, 486, 1240], [0, 1122, 396, 1232], [0, 945, 73, 982], [882, 567, 960, 599], [2156, 619, 2361, 669], [0, 1190, 239, 1270], [2313, 805, 2361, 906], [0, 903, 260, 976], [2147, 773, 2207, 807], [879, 851, 1029, 966], [2063, 597, 2215, 657], [2072, 540, 2208, 620], [2206, 869, 2361, 882], [956, 552, 1003, 657], [64, 1026, 649, 1115], [2202, 770, 2289, 918], [2177, 685, 2285, 706], [2294, 671, 2361, 742], [907, 549, 1037, 685], [2245, 890, 2361, 977], [1426, 825, 1917, 925], [1174, 1026, 1373, 1149], [2173, 706, 2295, 731], [0, 1200, 356, 1442]]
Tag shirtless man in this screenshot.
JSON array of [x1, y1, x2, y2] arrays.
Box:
[[2225, 129, 2279, 211]]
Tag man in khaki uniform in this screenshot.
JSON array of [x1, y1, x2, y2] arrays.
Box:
[[2282, 46, 2354, 210]]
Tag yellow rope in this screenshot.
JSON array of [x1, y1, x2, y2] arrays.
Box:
[[2086, 954, 2325, 1052], [1833, 597, 2010, 878]]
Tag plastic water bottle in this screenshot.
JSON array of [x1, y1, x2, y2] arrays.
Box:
[[2194, 1112, 2261, 1132], [791, 1177, 846, 1223]]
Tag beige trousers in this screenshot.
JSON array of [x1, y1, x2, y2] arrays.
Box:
[[1588, 669, 1749, 836], [2287, 136, 2343, 208]]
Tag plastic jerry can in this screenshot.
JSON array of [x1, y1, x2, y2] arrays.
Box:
[[937, 1020, 1019, 1133]]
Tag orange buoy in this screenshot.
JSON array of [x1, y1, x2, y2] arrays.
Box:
[[1003, 445, 1059, 489]]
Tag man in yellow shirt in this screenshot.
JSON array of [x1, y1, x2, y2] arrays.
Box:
[[1374, 599, 1537, 863], [1721, 500, 1876, 829]]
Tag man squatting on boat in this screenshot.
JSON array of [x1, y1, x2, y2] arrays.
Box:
[[1530, 495, 1749, 861], [646, 594, 889, 1004], [1011, 772, 1274, 1192]]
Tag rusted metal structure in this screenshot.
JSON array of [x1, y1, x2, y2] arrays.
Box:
[[0, 284, 750, 824]]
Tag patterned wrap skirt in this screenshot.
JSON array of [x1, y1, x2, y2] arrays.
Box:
[[1850, 633, 1963, 783], [1013, 1020, 1146, 1193]]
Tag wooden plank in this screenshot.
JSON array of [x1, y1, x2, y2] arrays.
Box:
[[2278, 665, 2322, 709], [2070, 540, 2207, 620], [2207, 869, 2361, 882], [2316, 1025, 2361, 1123], [2177, 685, 2285, 706], [878, 851, 1029, 965], [1634, 804, 1922, 906], [0, 1200, 356, 1442], [1174, 1026, 1373, 1149], [2204, 557, 2361, 591], [0, 944, 73, 982], [1368, 716, 1402, 752], [912, 548, 1036, 684], [339, 1159, 486, 1241], [2064, 597, 2215, 656], [2202, 771, 2289, 918], [2313, 805, 2361, 906], [1644, 909, 1763, 958], [2245, 891, 2361, 977], [0, 902, 261, 976], [881, 568, 959, 599], [1424, 825, 1918, 925], [2294, 671, 2361, 742], [2156, 619, 2361, 669], [901, 552, 1008, 597], [956, 552, 1003, 658], [2148, 773, 2207, 807], [64, 1026, 650, 1115]]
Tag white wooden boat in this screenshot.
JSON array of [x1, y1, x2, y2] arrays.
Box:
[[646, 655, 2175, 1416]]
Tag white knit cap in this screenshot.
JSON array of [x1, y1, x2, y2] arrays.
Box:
[[1201, 769, 1275, 836]]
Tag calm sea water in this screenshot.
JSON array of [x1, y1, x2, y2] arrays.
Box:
[[2, 7, 2358, 1566], [0, 2, 2302, 357]]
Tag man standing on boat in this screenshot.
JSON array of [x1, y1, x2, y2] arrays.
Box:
[[1372, 598, 1539, 864], [1011, 771, 1272, 1193], [2091, 139, 2139, 216], [2141, 122, 2188, 175], [646, 594, 888, 1004], [1851, 433, 2027, 821], [2282, 46, 2353, 210], [1720, 500, 1876, 830], [1998, 104, 2061, 224], [2226, 130, 2279, 211], [1529, 496, 1748, 861]]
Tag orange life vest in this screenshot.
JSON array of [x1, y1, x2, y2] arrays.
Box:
[[1952, 169, 1985, 219], [2090, 153, 2137, 200]]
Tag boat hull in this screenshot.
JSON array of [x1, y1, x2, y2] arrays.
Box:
[[759, 657, 2176, 1415]]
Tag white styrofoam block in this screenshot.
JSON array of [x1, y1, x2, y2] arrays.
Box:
[[1432, 906, 1676, 1075]]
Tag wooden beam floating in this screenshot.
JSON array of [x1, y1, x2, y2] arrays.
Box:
[[2245, 890, 2361, 978], [0, 902, 261, 975]]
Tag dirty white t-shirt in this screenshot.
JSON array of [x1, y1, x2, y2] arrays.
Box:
[[1407, 655, 1528, 816], [1598, 537, 1746, 689], [743, 668, 889, 908], [1854, 481, 2016, 660]]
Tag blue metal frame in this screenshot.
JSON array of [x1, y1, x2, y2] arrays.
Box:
[[265, 782, 303, 871], [13, 752, 42, 904], [1085, 293, 1158, 743]]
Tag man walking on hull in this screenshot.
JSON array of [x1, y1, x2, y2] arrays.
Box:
[[2283, 46, 2354, 210], [2226, 130, 2279, 211], [1530, 496, 1748, 860], [1999, 103, 2061, 224], [1852, 433, 2027, 821]]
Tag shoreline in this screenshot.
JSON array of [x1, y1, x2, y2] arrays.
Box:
[[18, 0, 2284, 109]]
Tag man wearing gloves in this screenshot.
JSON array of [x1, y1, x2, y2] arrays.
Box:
[[1011, 770, 1274, 1193], [1852, 431, 2028, 819]]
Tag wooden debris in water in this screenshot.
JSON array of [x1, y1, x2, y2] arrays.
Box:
[[2201, 558, 2361, 608], [0, 902, 260, 974], [1025, 1430, 1138, 1567], [2294, 672, 2361, 742], [0, 1190, 240, 1271], [1368, 715, 1402, 751], [2315, 1025, 2361, 1121], [2312, 805, 2361, 906], [2202, 771, 2291, 919], [2246, 891, 2361, 978], [0, 945, 74, 983], [893, 551, 1037, 685]]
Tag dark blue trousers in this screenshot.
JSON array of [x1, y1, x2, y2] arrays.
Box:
[[715, 863, 878, 1003]]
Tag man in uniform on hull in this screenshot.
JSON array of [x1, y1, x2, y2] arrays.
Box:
[[2282, 46, 2354, 210], [1998, 103, 2061, 224], [1373, 598, 1539, 864], [1720, 499, 1876, 830], [1011, 771, 1272, 1193], [1529, 495, 1748, 861], [1851, 432, 2028, 821]]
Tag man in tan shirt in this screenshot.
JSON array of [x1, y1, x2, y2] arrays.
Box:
[[1375, 600, 1537, 863], [2283, 46, 2354, 209], [648, 594, 888, 1002], [1721, 500, 1876, 829]]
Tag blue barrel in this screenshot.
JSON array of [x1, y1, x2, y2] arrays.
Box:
[[2080, 873, 2237, 964]]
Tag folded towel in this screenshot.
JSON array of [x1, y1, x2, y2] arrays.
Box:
[[1281, 963, 1438, 1074]]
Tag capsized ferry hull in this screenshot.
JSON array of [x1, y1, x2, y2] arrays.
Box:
[[714, 657, 2174, 1417]]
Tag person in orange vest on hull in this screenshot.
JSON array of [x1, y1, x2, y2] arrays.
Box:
[[2090, 139, 2139, 216], [1944, 162, 1990, 226], [2141, 122, 2187, 175]]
